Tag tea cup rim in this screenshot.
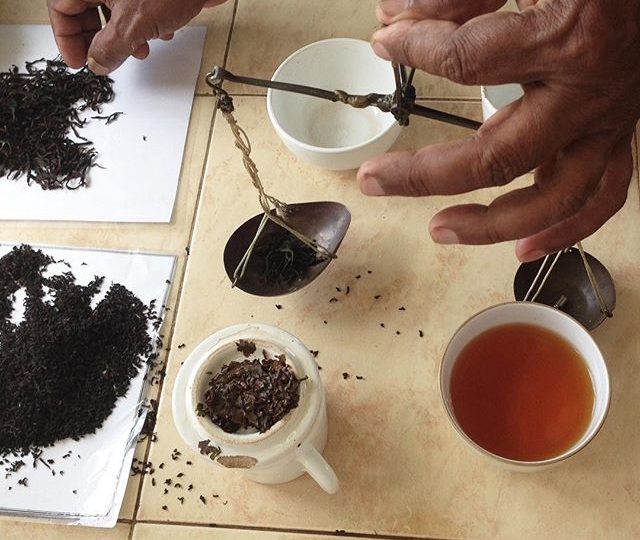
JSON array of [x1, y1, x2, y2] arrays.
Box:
[[439, 301, 611, 468], [266, 37, 400, 155]]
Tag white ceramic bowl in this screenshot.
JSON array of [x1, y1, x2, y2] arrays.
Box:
[[440, 302, 610, 471], [267, 38, 402, 170], [172, 324, 339, 494], [481, 84, 524, 121]]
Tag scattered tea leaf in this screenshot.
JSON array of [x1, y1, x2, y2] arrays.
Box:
[[236, 339, 257, 358]]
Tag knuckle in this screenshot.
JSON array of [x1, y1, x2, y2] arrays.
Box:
[[483, 210, 509, 244], [437, 35, 478, 84], [405, 156, 431, 196], [474, 136, 520, 188], [399, 32, 420, 67], [554, 191, 587, 219]]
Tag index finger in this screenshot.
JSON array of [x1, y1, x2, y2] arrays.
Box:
[[358, 87, 576, 197], [48, 0, 102, 68], [372, 9, 552, 85]]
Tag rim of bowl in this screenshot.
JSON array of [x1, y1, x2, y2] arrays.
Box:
[[439, 301, 611, 468], [266, 37, 400, 155], [481, 84, 525, 115], [174, 323, 322, 450], [190, 340, 303, 444]]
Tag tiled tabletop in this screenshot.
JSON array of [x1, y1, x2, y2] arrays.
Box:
[[1, 1, 639, 539]]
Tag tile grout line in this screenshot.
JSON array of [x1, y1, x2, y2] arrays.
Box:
[[126, 4, 240, 538], [222, 0, 240, 70], [134, 520, 453, 540]]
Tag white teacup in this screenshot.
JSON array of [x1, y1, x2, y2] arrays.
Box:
[[267, 38, 402, 170], [440, 302, 610, 470], [481, 84, 525, 121], [172, 324, 339, 494]]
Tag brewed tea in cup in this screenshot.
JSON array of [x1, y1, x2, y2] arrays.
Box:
[[440, 302, 610, 469]]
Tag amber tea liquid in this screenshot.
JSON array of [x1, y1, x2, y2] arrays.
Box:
[[450, 323, 594, 461]]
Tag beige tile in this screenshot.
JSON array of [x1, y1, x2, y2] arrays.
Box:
[[0, 520, 130, 540], [0, 0, 48, 22], [225, 0, 477, 99], [133, 523, 378, 539], [137, 96, 640, 539], [191, 1, 236, 95], [0, 97, 214, 253], [119, 440, 149, 520]]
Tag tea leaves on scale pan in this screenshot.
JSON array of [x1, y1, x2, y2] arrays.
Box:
[[0, 58, 119, 190]]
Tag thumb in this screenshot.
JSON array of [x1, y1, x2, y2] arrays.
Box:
[[87, 15, 142, 75]]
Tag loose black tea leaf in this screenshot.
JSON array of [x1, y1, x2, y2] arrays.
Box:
[[91, 111, 123, 125], [139, 398, 158, 442], [197, 356, 302, 434], [236, 339, 257, 358], [197, 439, 221, 460], [0, 245, 158, 459], [0, 58, 119, 190], [253, 233, 328, 287]]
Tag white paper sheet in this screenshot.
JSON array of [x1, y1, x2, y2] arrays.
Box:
[[0, 25, 206, 222], [0, 244, 176, 526]]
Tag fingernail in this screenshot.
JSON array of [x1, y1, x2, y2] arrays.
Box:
[[372, 40, 391, 61], [360, 176, 386, 196], [519, 249, 547, 263], [430, 227, 460, 245], [87, 57, 110, 76]]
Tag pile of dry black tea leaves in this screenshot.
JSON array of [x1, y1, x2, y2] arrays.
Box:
[[0, 245, 159, 465], [253, 232, 328, 287], [196, 343, 303, 434], [0, 57, 118, 190]]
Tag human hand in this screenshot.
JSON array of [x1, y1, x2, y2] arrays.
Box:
[[359, 0, 640, 262], [48, 0, 228, 75]]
